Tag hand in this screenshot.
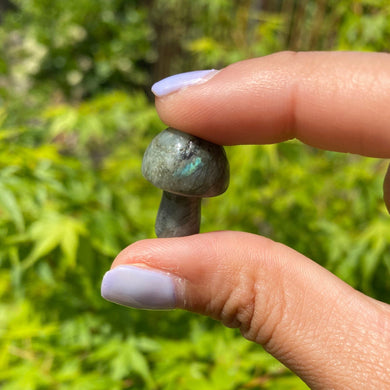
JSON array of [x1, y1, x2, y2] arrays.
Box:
[[101, 51, 390, 389]]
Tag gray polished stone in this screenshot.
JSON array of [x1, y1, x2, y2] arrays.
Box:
[[142, 128, 229, 197], [155, 192, 200, 238], [142, 128, 229, 237]]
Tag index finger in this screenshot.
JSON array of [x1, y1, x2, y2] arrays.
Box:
[[153, 51, 390, 158]]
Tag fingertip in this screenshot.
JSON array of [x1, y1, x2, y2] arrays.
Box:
[[107, 231, 389, 387], [154, 51, 390, 156], [154, 54, 295, 145], [151, 69, 220, 97]]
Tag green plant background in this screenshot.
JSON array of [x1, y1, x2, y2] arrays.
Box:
[[0, 1, 389, 388]]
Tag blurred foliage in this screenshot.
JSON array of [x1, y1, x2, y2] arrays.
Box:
[[0, 0, 389, 388]]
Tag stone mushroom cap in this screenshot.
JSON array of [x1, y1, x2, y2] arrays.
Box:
[[142, 128, 229, 197]]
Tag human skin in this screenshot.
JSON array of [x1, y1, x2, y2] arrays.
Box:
[[110, 52, 390, 389]]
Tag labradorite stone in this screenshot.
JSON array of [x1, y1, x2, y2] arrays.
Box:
[[142, 128, 229, 197], [155, 192, 201, 238]]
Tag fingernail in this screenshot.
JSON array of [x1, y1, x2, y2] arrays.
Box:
[[151, 69, 219, 97], [101, 266, 176, 310]]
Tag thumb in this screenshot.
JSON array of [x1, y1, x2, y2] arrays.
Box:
[[101, 231, 390, 389]]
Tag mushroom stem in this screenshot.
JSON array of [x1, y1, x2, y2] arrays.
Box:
[[155, 191, 201, 238]]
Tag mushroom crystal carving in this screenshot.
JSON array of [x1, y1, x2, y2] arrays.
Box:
[[142, 128, 229, 237]]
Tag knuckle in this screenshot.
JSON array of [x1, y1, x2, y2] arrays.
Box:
[[216, 238, 290, 348], [240, 275, 287, 349]]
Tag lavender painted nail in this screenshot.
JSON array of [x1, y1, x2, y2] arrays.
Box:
[[151, 69, 219, 97], [101, 266, 176, 310]]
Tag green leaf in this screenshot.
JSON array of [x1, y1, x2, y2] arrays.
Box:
[[0, 184, 24, 232], [128, 347, 154, 388], [59, 217, 83, 268], [21, 213, 85, 270]]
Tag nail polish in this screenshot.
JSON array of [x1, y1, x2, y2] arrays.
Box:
[[101, 265, 176, 310], [151, 69, 219, 97]]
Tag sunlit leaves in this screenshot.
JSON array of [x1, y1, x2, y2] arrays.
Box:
[[22, 212, 86, 270], [150, 323, 309, 389], [336, 0, 390, 51], [1, 0, 153, 98], [0, 184, 25, 233]]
